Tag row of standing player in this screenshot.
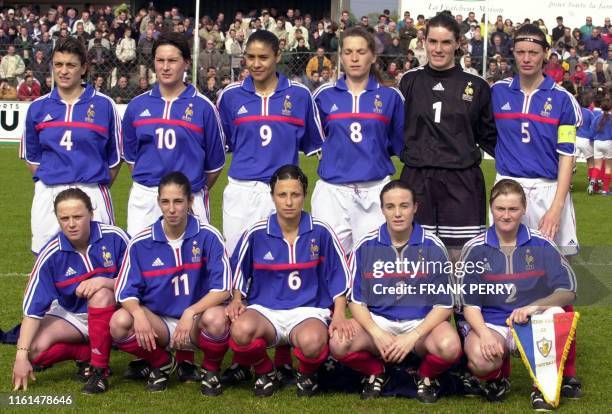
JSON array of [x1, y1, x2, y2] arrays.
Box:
[[12, 171, 577, 410], [17, 13, 584, 408]]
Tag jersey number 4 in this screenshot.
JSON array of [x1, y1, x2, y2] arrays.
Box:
[[60, 130, 73, 151], [172, 273, 189, 296]]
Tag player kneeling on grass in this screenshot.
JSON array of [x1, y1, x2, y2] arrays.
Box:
[[13, 188, 129, 394], [111, 172, 231, 393], [460, 179, 577, 410], [227, 165, 353, 397], [330, 180, 462, 402]]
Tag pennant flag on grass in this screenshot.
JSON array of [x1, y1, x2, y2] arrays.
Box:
[[508, 311, 579, 407]]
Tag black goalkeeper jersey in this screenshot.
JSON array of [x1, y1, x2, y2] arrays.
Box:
[[398, 64, 497, 169]]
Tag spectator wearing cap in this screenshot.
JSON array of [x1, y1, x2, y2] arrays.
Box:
[[4, 8, 19, 30]]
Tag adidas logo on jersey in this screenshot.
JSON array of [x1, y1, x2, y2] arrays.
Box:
[[139, 109, 151, 117], [501, 102, 512, 111], [42, 114, 53, 122], [263, 251, 275, 261], [330, 104, 339, 113], [65, 267, 77, 276], [152, 257, 165, 267], [237, 105, 248, 115], [432, 82, 445, 91]]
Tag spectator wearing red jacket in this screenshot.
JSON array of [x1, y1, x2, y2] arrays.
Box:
[[17, 74, 40, 101], [544, 53, 564, 83]]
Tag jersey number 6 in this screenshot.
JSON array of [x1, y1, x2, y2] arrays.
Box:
[[288, 271, 301, 290]]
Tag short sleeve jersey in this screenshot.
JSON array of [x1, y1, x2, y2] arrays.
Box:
[[23, 222, 129, 318], [232, 212, 350, 310], [121, 83, 225, 192], [492, 75, 582, 179], [20, 84, 121, 185], [115, 215, 231, 318], [576, 107, 594, 139], [217, 73, 324, 182], [350, 222, 453, 321], [460, 224, 577, 326], [313, 75, 405, 183]]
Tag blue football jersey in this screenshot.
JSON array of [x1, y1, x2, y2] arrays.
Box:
[[115, 215, 231, 318], [314, 76, 405, 183], [20, 85, 121, 185], [217, 74, 324, 182], [492, 75, 582, 179], [590, 111, 612, 141], [350, 223, 453, 321], [121, 84, 225, 192], [232, 212, 350, 310], [460, 224, 577, 326], [576, 107, 594, 139], [23, 222, 129, 317]]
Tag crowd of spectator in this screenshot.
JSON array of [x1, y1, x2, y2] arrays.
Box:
[[0, 4, 610, 102]]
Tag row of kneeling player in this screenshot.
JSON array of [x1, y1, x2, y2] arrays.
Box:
[[12, 169, 579, 411]]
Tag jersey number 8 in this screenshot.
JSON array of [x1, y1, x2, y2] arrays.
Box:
[[349, 122, 363, 143]]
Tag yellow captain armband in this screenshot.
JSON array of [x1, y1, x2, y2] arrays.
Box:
[[558, 125, 576, 144]]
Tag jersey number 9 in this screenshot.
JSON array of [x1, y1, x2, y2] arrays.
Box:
[[260, 125, 272, 146], [156, 128, 177, 149], [172, 273, 190, 296]]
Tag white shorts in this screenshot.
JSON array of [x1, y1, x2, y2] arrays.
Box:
[[593, 140, 612, 159], [222, 178, 275, 255], [46, 302, 89, 341], [459, 321, 516, 353], [31, 181, 115, 254], [311, 178, 389, 252], [370, 313, 425, 336], [248, 304, 331, 347], [160, 315, 198, 350], [575, 137, 594, 159], [127, 181, 209, 236], [494, 175, 578, 256]]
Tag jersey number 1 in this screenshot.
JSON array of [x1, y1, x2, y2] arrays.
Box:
[[432, 101, 442, 124]]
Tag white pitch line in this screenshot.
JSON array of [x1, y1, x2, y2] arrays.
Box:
[[0, 272, 29, 277]]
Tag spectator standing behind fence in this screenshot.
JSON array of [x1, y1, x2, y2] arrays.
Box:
[[29, 49, 49, 86], [229, 30, 246, 79], [17, 74, 40, 101], [306, 47, 331, 81], [88, 38, 112, 81], [116, 27, 136, 78], [198, 39, 223, 81], [0, 45, 25, 84], [137, 29, 155, 84], [110, 75, 133, 104]]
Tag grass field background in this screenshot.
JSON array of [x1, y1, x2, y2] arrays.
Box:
[[0, 143, 611, 413]]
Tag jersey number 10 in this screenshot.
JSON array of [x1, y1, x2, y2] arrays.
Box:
[[156, 128, 177, 149]]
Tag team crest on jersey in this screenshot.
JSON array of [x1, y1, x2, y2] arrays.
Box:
[[373, 95, 383, 113], [102, 246, 113, 267], [524, 249, 535, 270], [192, 240, 201, 263], [282, 95, 292, 116], [537, 337, 552, 358], [182, 103, 194, 122], [85, 104, 95, 123], [462, 81, 474, 102], [541, 98, 553, 117], [309, 238, 319, 260]]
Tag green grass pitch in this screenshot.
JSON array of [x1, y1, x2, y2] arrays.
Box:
[[0, 143, 610, 413]]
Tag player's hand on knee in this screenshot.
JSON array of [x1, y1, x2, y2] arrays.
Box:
[[225, 300, 246, 322], [171, 308, 195, 348], [384, 331, 417, 363], [480, 331, 504, 362], [12, 359, 35, 391], [75, 277, 105, 299], [329, 315, 355, 342], [538, 207, 562, 240], [133, 313, 158, 351]]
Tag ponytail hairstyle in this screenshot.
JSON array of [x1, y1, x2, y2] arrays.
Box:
[[597, 98, 611, 133], [340, 26, 386, 84]]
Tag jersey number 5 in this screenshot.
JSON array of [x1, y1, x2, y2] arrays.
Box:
[[172, 273, 189, 296], [521, 122, 530, 143], [156, 128, 177, 149]]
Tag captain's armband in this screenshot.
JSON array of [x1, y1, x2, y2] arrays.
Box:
[[557, 125, 576, 145]]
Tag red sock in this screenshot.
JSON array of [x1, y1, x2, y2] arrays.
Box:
[[32, 343, 90, 367], [603, 174, 611, 192], [418, 352, 462, 379], [198, 331, 229, 372], [274, 344, 292, 367], [175, 349, 195, 364], [293, 344, 329, 375], [229, 338, 273, 375], [501, 356, 511, 378], [116, 335, 170, 368], [588, 167, 598, 180], [87, 305, 114, 369], [475, 367, 502, 381], [336, 351, 384, 376], [562, 305, 577, 377]]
